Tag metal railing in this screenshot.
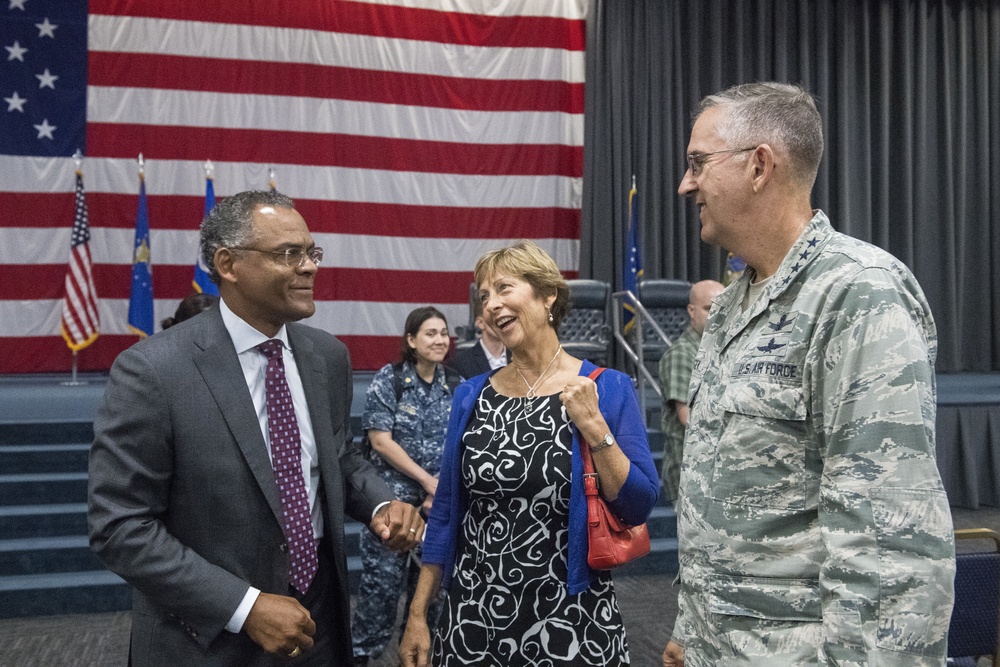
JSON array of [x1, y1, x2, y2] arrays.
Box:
[[612, 290, 675, 423]]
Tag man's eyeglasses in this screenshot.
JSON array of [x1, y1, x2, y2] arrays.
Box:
[[232, 246, 324, 268], [686, 147, 756, 177]]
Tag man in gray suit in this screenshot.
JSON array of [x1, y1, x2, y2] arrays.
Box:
[[89, 190, 424, 666]]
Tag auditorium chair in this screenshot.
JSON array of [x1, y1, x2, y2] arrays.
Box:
[[948, 528, 1000, 666], [560, 279, 612, 366], [637, 279, 691, 369]]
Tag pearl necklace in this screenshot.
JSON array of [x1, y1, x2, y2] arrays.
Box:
[[514, 345, 562, 407]]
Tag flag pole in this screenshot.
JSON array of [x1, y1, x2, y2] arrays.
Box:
[[66, 351, 82, 385], [61, 149, 92, 386], [193, 160, 219, 295]]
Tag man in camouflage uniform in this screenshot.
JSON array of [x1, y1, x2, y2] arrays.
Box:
[[658, 279, 724, 503], [662, 83, 954, 666]]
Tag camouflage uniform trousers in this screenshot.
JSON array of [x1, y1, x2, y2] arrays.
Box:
[[352, 476, 443, 660]]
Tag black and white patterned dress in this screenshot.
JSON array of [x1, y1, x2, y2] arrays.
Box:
[[433, 385, 629, 666]]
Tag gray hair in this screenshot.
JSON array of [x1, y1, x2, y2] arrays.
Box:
[[697, 82, 824, 188], [200, 190, 295, 283]]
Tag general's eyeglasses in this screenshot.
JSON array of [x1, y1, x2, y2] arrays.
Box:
[[232, 246, 324, 267], [686, 147, 756, 177]]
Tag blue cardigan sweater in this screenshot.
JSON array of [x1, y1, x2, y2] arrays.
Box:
[[421, 359, 659, 595]]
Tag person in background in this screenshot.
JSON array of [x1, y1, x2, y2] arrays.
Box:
[[89, 190, 423, 666], [352, 306, 454, 666], [448, 294, 510, 380], [657, 280, 724, 504], [161, 292, 218, 330], [399, 240, 659, 667], [662, 83, 954, 666]]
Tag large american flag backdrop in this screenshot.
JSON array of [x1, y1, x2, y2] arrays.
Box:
[[0, 0, 585, 373]]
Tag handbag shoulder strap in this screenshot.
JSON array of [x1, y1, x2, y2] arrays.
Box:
[[581, 367, 606, 495]]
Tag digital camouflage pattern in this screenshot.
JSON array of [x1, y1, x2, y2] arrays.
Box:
[[352, 361, 452, 660], [658, 325, 701, 503], [671, 211, 955, 666], [361, 361, 452, 495]]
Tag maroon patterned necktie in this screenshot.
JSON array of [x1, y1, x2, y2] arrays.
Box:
[[256, 340, 318, 594]]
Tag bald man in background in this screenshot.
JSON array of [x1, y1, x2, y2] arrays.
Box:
[[657, 280, 724, 504]]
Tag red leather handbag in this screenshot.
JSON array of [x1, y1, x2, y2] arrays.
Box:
[[582, 368, 651, 570]]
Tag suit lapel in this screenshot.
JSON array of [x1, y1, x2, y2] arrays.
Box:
[[287, 326, 332, 447], [289, 327, 351, 557], [193, 310, 284, 528]]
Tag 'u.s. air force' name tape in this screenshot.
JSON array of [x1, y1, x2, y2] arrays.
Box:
[[732, 360, 799, 380]]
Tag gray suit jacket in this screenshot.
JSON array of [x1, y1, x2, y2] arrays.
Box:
[[88, 307, 394, 666]]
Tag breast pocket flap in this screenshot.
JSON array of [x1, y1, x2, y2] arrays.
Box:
[[717, 381, 806, 421]]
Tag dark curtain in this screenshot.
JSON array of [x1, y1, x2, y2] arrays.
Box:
[[580, 0, 1000, 373]]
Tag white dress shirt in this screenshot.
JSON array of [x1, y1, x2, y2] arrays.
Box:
[[219, 299, 324, 632], [481, 338, 508, 370]]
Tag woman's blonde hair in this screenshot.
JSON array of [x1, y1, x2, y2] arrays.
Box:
[[473, 240, 570, 330]]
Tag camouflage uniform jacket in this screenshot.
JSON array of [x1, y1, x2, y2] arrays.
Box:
[[363, 361, 451, 501], [672, 211, 955, 666]]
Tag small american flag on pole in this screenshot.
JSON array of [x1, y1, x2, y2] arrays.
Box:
[[60, 157, 100, 352]]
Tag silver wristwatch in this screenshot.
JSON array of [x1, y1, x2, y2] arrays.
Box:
[[590, 433, 615, 453]]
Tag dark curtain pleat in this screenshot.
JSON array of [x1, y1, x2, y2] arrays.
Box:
[[581, 0, 999, 372], [936, 404, 1000, 508]]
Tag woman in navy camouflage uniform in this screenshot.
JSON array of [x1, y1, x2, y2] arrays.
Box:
[[351, 306, 453, 666]]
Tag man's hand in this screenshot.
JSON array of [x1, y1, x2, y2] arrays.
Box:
[[243, 592, 316, 656], [662, 640, 684, 667], [371, 499, 424, 551]]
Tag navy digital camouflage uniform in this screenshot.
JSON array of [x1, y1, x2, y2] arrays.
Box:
[[672, 211, 955, 665], [351, 361, 451, 660], [658, 325, 700, 503]]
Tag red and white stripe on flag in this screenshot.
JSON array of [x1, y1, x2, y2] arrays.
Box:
[[62, 171, 101, 352], [0, 0, 585, 373], [60, 170, 101, 352]]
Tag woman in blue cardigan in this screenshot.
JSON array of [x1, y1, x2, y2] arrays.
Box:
[[399, 240, 659, 667]]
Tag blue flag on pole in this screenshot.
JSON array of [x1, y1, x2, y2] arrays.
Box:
[[192, 174, 218, 295], [128, 174, 154, 337], [623, 178, 642, 333]]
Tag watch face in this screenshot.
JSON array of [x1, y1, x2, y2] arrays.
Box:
[[603, 434, 614, 447]]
